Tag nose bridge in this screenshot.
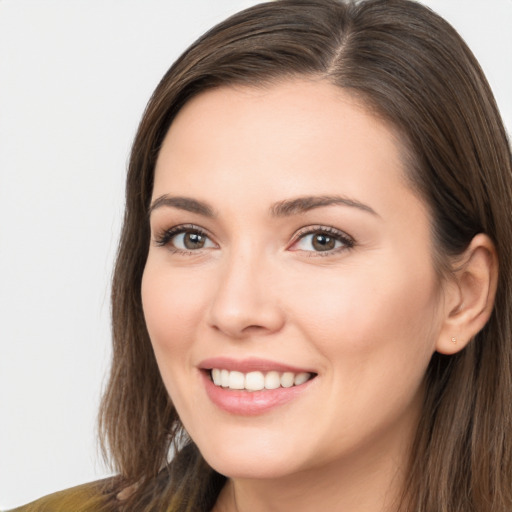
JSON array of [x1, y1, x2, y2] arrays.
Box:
[[208, 242, 284, 338]]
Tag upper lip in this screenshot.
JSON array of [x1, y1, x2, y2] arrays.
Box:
[[198, 356, 316, 374]]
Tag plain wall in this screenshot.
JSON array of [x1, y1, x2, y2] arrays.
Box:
[[1, 0, 511, 508]]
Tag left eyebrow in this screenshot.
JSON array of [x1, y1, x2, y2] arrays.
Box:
[[270, 195, 379, 217]]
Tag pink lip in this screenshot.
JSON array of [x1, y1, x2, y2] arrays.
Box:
[[198, 357, 317, 416], [198, 356, 314, 374]]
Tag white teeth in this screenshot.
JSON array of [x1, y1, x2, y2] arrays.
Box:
[[264, 371, 281, 390], [245, 371, 265, 391], [210, 369, 313, 391], [294, 372, 310, 386], [280, 372, 295, 388], [229, 371, 245, 390], [212, 368, 221, 386]]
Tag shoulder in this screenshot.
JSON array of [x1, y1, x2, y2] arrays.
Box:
[[5, 478, 118, 512]]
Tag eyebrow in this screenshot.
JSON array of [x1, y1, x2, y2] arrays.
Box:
[[270, 195, 379, 217], [148, 194, 378, 218], [149, 195, 216, 217]]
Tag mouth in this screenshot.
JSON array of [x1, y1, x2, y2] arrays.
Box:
[[198, 357, 318, 415], [208, 368, 316, 391]]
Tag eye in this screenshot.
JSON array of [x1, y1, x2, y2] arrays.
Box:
[[289, 226, 354, 255], [155, 225, 216, 252], [172, 231, 215, 250]]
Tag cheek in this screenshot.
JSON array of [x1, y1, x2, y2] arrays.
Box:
[[288, 260, 440, 375], [141, 263, 207, 359], [292, 262, 440, 437], [141, 262, 213, 419]]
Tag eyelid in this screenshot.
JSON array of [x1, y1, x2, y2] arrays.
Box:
[[153, 223, 217, 250], [288, 225, 355, 255], [153, 223, 354, 256]]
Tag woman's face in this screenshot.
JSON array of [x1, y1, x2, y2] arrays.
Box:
[[142, 80, 447, 480]]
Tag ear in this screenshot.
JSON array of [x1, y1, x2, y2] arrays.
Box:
[[436, 233, 498, 355]]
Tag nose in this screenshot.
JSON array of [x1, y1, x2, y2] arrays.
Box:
[[207, 249, 285, 339]]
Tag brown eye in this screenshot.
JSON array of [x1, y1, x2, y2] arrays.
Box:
[[156, 226, 216, 252], [311, 233, 336, 251], [290, 227, 354, 255], [183, 232, 207, 249]]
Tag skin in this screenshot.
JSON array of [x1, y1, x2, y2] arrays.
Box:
[[141, 79, 495, 511]]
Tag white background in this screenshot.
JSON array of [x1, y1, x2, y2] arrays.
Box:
[[1, 1, 511, 509]]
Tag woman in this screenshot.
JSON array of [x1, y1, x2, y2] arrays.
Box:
[[10, 0, 512, 510]]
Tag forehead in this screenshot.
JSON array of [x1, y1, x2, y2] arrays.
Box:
[[156, 80, 410, 193], [153, 79, 415, 216]]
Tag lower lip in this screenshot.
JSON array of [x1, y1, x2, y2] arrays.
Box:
[[201, 371, 315, 416]]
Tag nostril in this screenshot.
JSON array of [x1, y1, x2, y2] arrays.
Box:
[[241, 325, 267, 333]]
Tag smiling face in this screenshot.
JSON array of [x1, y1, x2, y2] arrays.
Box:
[[141, 79, 448, 481]]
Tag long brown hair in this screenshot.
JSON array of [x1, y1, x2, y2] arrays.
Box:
[[98, 1, 512, 510]]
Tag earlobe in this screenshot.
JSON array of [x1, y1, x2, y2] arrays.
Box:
[[436, 233, 498, 355]]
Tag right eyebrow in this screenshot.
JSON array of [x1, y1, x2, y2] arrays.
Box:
[[148, 195, 216, 218]]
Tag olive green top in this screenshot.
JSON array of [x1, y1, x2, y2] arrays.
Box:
[[5, 479, 114, 512]]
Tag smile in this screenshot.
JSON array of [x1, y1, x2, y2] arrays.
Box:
[[210, 369, 313, 391]]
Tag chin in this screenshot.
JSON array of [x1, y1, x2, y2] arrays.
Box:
[[192, 429, 309, 480], [204, 452, 301, 480]]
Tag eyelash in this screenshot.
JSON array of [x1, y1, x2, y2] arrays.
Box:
[[153, 224, 355, 257], [290, 225, 355, 257], [154, 224, 212, 255]]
